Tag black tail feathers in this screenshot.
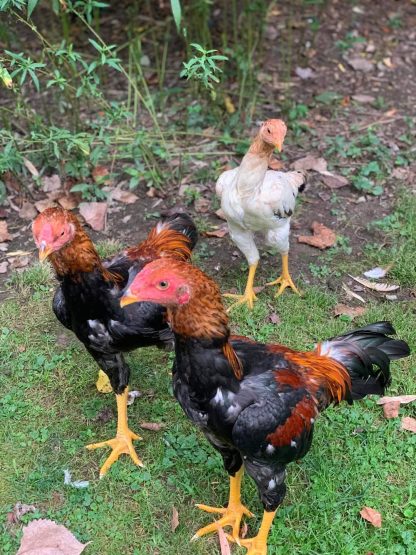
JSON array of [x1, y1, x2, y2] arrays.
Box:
[[161, 212, 198, 251], [323, 321, 410, 400]]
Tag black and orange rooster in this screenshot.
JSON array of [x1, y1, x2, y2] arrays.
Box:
[[32, 208, 197, 477], [121, 258, 410, 555]]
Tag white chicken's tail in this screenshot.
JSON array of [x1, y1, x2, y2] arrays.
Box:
[[289, 170, 307, 194]]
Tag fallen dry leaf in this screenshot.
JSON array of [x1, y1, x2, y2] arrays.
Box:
[[19, 202, 37, 220], [298, 221, 336, 249], [35, 199, 57, 213], [349, 275, 399, 293], [269, 312, 281, 325], [360, 507, 382, 528], [42, 174, 62, 193], [382, 400, 401, 419], [194, 198, 211, 213], [342, 283, 366, 304], [7, 503, 37, 525], [321, 174, 349, 189], [0, 261, 8, 273], [224, 94, 236, 114], [79, 202, 107, 231], [58, 195, 78, 210], [6, 250, 32, 257], [401, 417, 416, 433], [333, 304, 365, 319], [217, 527, 231, 555], [17, 519, 88, 555], [92, 165, 110, 183], [23, 158, 39, 178], [204, 225, 228, 238], [352, 94, 375, 103], [9, 256, 30, 270], [140, 422, 163, 431], [111, 188, 138, 205], [215, 208, 227, 220], [171, 506, 179, 532], [292, 155, 328, 173], [348, 58, 374, 72], [377, 395, 416, 406], [295, 66, 315, 79], [0, 221, 11, 242]]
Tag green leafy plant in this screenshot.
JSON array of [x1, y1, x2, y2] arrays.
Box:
[[180, 43, 228, 98]]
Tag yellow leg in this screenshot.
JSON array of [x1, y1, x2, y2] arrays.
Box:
[[228, 509, 277, 555], [96, 369, 113, 394], [86, 387, 143, 477], [266, 253, 301, 297], [192, 468, 253, 543], [224, 263, 259, 311]]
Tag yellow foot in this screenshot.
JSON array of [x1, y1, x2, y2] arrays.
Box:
[[96, 370, 113, 394], [224, 290, 258, 311], [228, 536, 268, 555], [86, 429, 144, 477], [266, 275, 301, 298], [192, 502, 254, 543]]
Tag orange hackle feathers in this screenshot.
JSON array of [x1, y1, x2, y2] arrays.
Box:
[[127, 226, 192, 263], [223, 342, 243, 380], [283, 347, 352, 404]]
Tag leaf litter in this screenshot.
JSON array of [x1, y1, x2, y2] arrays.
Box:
[[17, 519, 89, 555], [401, 417, 416, 433], [360, 507, 382, 528], [298, 222, 336, 249], [349, 275, 399, 292], [377, 396, 416, 419], [79, 202, 107, 231]]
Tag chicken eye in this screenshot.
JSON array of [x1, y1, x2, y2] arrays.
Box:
[[60, 230, 65, 237], [267, 128, 271, 134], [157, 280, 169, 290]]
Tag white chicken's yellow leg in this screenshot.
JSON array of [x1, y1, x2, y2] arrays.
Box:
[[224, 262, 259, 311], [266, 253, 301, 297], [96, 369, 113, 393], [192, 468, 253, 542], [86, 387, 143, 477], [228, 509, 277, 555]]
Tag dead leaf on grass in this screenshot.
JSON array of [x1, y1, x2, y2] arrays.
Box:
[[92, 165, 110, 183], [111, 188, 138, 205], [9, 256, 30, 269], [269, 312, 281, 325], [291, 155, 328, 173], [23, 158, 40, 178], [0, 261, 8, 273], [140, 422, 164, 432], [352, 94, 375, 103], [349, 275, 399, 292], [377, 395, 416, 406], [333, 304, 365, 319], [321, 174, 349, 189], [17, 519, 89, 555], [217, 527, 231, 555], [401, 417, 416, 433], [204, 225, 228, 238], [194, 198, 210, 213], [360, 507, 382, 528], [79, 202, 107, 231], [381, 400, 401, 419], [171, 506, 179, 532], [58, 195, 78, 210], [19, 202, 37, 220], [0, 221, 11, 242], [42, 174, 62, 193], [348, 58, 374, 72], [35, 199, 57, 213], [298, 221, 336, 249], [7, 502, 36, 525]]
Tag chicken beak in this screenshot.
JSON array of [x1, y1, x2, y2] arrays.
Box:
[[120, 289, 140, 308], [38, 241, 53, 262], [275, 141, 283, 152]]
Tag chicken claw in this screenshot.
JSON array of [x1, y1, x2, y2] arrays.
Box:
[[192, 501, 253, 543], [227, 536, 267, 555], [86, 428, 144, 478], [224, 290, 258, 312], [266, 274, 301, 298]]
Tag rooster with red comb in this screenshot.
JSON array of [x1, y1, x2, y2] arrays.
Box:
[[32, 207, 197, 477], [121, 258, 409, 554]]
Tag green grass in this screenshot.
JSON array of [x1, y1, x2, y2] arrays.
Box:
[[0, 196, 415, 555]]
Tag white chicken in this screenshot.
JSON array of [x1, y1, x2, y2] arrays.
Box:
[[216, 119, 306, 309]]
